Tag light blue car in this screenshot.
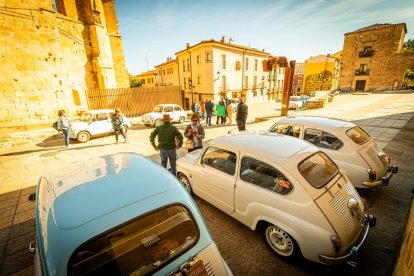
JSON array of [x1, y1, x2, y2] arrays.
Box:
[[30, 153, 232, 276]]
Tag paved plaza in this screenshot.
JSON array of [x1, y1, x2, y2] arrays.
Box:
[[0, 91, 414, 275]]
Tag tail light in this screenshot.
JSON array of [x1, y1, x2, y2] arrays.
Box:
[[330, 235, 342, 252], [367, 169, 376, 181]]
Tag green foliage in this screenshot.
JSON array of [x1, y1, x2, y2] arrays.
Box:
[[403, 39, 414, 53], [404, 68, 414, 80], [129, 75, 143, 88]]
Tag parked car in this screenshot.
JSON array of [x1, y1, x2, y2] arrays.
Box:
[[176, 133, 376, 265], [289, 96, 303, 110], [69, 109, 132, 143], [268, 116, 398, 188], [142, 104, 186, 127], [29, 153, 232, 276], [301, 95, 310, 106]]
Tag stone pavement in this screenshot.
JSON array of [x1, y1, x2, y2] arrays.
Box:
[[0, 91, 413, 275]]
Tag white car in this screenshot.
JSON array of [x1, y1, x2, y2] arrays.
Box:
[[142, 104, 186, 127], [268, 116, 398, 188], [69, 109, 132, 143], [289, 96, 304, 110], [176, 133, 376, 265]]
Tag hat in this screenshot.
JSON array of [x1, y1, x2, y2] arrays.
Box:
[[161, 114, 172, 122]]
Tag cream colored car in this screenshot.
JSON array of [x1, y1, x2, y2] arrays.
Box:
[[176, 133, 376, 265]]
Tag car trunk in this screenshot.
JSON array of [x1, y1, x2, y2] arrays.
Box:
[[313, 174, 365, 249], [357, 140, 388, 180]]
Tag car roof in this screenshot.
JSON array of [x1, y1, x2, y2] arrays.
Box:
[[156, 104, 181, 107], [211, 132, 317, 159], [85, 109, 115, 114], [278, 116, 355, 129]]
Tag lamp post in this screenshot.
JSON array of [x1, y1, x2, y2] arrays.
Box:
[[214, 71, 221, 81]]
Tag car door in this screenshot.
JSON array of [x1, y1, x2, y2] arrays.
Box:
[[192, 146, 238, 214], [173, 105, 183, 121], [163, 105, 175, 121], [90, 112, 112, 135]]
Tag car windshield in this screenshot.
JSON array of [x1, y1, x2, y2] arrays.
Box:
[[298, 152, 338, 189], [290, 96, 301, 101], [68, 205, 199, 275], [152, 106, 163, 113], [80, 113, 92, 122], [346, 127, 370, 145]]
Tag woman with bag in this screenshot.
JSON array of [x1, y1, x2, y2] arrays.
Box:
[[58, 110, 72, 149], [184, 114, 205, 153], [112, 109, 128, 144]]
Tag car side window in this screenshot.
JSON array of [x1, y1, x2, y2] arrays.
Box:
[[240, 157, 293, 195], [95, 113, 109, 121], [164, 106, 173, 112], [201, 146, 237, 175], [174, 106, 182, 111], [269, 124, 300, 138], [304, 128, 343, 150]]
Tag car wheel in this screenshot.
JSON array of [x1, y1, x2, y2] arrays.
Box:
[[77, 131, 90, 143], [263, 224, 298, 259], [177, 173, 193, 194], [144, 123, 150, 127], [179, 116, 185, 124], [154, 119, 162, 127]]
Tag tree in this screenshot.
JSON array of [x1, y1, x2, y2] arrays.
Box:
[[403, 39, 414, 53], [128, 73, 143, 88]]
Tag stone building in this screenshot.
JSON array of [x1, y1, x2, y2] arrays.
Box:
[[155, 58, 179, 86], [0, 0, 129, 126], [136, 70, 158, 88], [292, 62, 304, 95], [340, 23, 414, 91], [264, 56, 287, 101]]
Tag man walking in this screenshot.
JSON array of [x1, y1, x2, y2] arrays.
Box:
[[236, 97, 248, 131], [150, 114, 183, 176], [205, 99, 214, 125]]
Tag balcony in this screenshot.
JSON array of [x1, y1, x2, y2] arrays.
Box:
[[355, 69, 370, 76], [359, 49, 375, 58]]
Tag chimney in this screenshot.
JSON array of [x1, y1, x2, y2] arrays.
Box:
[[186, 43, 190, 49], [221, 36, 225, 43]]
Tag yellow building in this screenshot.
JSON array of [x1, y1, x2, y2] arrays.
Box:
[[155, 58, 179, 86], [137, 70, 158, 88], [302, 51, 342, 95]]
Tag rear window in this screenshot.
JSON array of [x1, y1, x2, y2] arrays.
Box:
[[68, 205, 199, 275], [152, 106, 163, 112], [298, 152, 338, 189], [346, 127, 370, 145], [290, 96, 301, 101]]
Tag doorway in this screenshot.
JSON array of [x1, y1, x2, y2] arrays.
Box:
[[355, 80, 366, 92]]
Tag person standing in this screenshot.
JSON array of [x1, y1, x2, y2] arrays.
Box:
[[199, 98, 205, 119], [58, 110, 72, 149], [226, 102, 233, 125], [112, 109, 128, 144], [150, 114, 183, 176], [236, 97, 248, 130], [215, 101, 225, 126], [184, 114, 205, 153], [205, 99, 214, 126]]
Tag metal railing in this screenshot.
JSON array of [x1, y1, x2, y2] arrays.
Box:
[[355, 69, 370, 76], [359, 50, 375, 58]]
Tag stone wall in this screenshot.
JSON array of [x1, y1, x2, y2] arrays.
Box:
[[340, 23, 414, 92], [0, 0, 129, 127]]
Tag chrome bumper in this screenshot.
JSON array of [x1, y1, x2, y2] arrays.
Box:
[[319, 214, 376, 266], [361, 164, 398, 187]]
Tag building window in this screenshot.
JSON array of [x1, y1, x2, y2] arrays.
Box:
[[222, 75, 227, 91], [255, 59, 258, 71], [245, 76, 249, 89], [183, 60, 186, 72], [198, 75, 202, 85], [184, 77, 187, 89], [197, 55, 201, 64], [206, 52, 212, 63], [253, 76, 257, 89], [51, 0, 66, 15], [163, 70, 165, 75], [222, 54, 226, 69], [187, 58, 190, 71], [360, 64, 367, 71], [235, 61, 241, 71], [246, 58, 249, 70]]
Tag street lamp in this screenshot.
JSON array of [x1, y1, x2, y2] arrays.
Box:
[[214, 71, 221, 81]]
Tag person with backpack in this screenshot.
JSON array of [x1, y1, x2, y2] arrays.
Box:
[[57, 110, 72, 149], [112, 109, 128, 144]]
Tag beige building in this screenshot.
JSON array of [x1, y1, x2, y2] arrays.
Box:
[[155, 58, 179, 86], [265, 56, 288, 100], [137, 70, 158, 88], [340, 23, 414, 91], [0, 0, 129, 126], [292, 62, 305, 94], [175, 38, 270, 108]]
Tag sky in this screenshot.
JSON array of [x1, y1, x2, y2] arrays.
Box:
[[114, 0, 414, 75]]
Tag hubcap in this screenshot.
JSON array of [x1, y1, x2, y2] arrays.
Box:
[[179, 175, 191, 192], [266, 226, 293, 256]]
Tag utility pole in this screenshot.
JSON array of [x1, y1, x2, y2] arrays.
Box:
[[281, 60, 296, 116]]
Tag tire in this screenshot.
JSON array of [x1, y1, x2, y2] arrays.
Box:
[[263, 224, 299, 259], [179, 116, 185, 124], [177, 173, 193, 194], [77, 131, 90, 143], [154, 119, 162, 127], [144, 123, 150, 127]]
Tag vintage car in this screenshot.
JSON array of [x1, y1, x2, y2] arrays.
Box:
[[268, 116, 398, 188], [142, 104, 186, 127], [69, 109, 132, 143], [176, 133, 376, 265], [289, 96, 304, 110], [29, 153, 232, 275]]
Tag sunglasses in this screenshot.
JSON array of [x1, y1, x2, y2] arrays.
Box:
[[192, 120, 198, 122]]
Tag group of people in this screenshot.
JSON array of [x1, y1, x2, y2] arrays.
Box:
[[150, 96, 248, 176], [57, 109, 128, 149]]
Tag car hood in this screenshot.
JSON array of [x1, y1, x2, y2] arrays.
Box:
[[178, 149, 202, 166], [143, 112, 162, 118]]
